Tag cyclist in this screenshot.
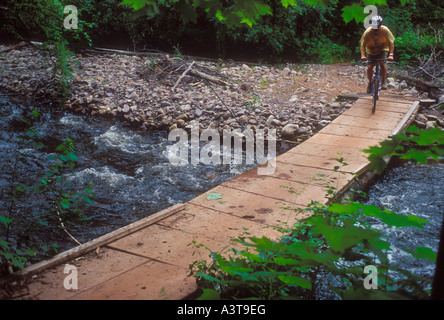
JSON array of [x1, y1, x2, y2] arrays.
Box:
[[360, 15, 395, 93]]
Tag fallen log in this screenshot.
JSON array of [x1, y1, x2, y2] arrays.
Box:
[[172, 61, 195, 91], [189, 68, 228, 87], [397, 75, 442, 92]]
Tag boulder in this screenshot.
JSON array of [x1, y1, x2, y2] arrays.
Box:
[[281, 123, 300, 141]]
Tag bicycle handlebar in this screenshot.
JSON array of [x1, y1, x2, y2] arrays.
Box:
[[359, 59, 397, 65]]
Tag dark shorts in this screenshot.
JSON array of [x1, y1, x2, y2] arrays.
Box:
[[367, 51, 388, 62]]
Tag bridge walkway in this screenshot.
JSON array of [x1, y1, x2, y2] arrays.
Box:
[[10, 96, 419, 300]]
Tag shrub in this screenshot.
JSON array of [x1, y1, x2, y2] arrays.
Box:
[[190, 199, 434, 300]]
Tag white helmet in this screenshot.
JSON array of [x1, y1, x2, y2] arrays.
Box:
[[370, 16, 383, 29]]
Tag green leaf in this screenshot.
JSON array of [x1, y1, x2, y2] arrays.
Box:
[[404, 247, 437, 262], [0, 216, 11, 227], [206, 192, 223, 200], [341, 4, 365, 24], [280, 0, 297, 7], [67, 151, 78, 162], [197, 288, 221, 300], [196, 272, 221, 283], [278, 275, 312, 289], [120, 0, 150, 11], [363, 0, 387, 5]]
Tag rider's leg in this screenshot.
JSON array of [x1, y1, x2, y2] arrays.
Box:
[[367, 64, 374, 94], [380, 61, 388, 89]]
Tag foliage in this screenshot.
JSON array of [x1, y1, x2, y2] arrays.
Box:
[[0, 0, 93, 100], [377, 1, 444, 65], [190, 199, 434, 300], [303, 35, 353, 64], [0, 110, 95, 272], [364, 125, 444, 174]]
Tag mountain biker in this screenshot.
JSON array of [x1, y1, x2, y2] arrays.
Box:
[[360, 15, 395, 93]]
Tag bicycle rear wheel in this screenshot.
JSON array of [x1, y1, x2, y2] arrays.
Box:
[[372, 77, 379, 114]]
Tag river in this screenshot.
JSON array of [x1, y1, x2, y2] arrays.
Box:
[[1, 94, 443, 285], [0, 95, 278, 264]]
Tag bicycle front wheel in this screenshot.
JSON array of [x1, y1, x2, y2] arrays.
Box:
[[372, 77, 379, 114]]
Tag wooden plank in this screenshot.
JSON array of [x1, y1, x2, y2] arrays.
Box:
[[330, 115, 403, 131], [15, 203, 186, 277], [319, 123, 393, 140], [350, 101, 412, 113], [342, 106, 405, 118], [360, 95, 416, 104], [391, 101, 421, 136]]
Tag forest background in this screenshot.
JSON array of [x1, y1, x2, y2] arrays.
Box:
[[1, 0, 443, 66]]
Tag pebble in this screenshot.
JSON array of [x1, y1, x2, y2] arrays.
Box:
[[1, 44, 442, 141]]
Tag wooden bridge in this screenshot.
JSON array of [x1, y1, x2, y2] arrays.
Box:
[[8, 95, 421, 300]]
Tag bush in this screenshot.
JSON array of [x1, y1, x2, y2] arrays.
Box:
[[303, 35, 353, 64], [190, 200, 434, 300]]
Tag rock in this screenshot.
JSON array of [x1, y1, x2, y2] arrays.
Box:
[[281, 67, 291, 77], [175, 119, 186, 128], [122, 104, 130, 113], [388, 82, 399, 89], [318, 120, 331, 128], [289, 95, 298, 103], [410, 88, 419, 95], [239, 83, 252, 91], [415, 113, 428, 123], [328, 102, 341, 108], [195, 108, 203, 117], [298, 126, 310, 134], [281, 123, 300, 141], [426, 114, 438, 121], [271, 119, 281, 126], [265, 115, 274, 127], [425, 121, 435, 130], [239, 115, 249, 124], [399, 81, 408, 90], [413, 120, 426, 128]]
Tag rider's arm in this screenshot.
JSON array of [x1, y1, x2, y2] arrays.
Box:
[[360, 43, 367, 60], [388, 42, 394, 58]]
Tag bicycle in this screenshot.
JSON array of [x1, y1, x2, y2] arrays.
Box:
[[364, 58, 387, 114]]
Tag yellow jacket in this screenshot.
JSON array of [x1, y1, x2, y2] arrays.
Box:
[[360, 26, 395, 55]]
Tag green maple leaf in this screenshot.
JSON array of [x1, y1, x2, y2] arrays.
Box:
[[281, 0, 297, 7], [363, 0, 387, 5], [233, 0, 272, 27], [120, 0, 149, 10], [341, 3, 365, 24]]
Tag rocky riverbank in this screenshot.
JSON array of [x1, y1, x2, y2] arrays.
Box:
[[1, 43, 443, 141]]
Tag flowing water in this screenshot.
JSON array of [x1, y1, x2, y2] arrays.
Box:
[[1, 95, 283, 263], [361, 161, 444, 281], [1, 95, 443, 287]]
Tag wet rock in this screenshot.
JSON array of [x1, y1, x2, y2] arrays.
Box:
[[281, 123, 300, 141]]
